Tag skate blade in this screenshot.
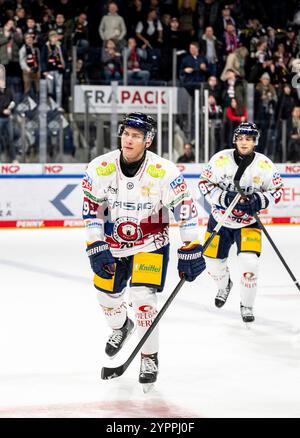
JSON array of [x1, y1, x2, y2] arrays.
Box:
[[243, 321, 255, 330], [141, 383, 155, 394], [215, 300, 226, 308]]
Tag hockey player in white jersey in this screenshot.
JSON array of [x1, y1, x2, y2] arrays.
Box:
[[199, 122, 283, 323], [82, 112, 206, 386]]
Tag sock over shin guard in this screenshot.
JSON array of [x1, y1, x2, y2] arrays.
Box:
[[129, 286, 158, 355], [238, 252, 259, 308], [205, 257, 230, 291], [97, 290, 127, 329]]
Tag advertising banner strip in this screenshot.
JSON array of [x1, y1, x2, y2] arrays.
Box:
[[0, 163, 299, 228], [0, 220, 84, 228], [0, 174, 84, 179], [1, 218, 300, 229], [1, 163, 300, 175], [0, 174, 299, 179]]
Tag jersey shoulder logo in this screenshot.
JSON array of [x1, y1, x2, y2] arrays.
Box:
[[257, 159, 272, 171], [170, 175, 187, 195], [146, 164, 166, 179], [82, 173, 93, 191], [215, 155, 231, 167], [96, 162, 116, 176]]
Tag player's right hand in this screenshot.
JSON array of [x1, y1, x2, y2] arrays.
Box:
[[86, 241, 115, 279], [219, 191, 239, 209], [177, 240, 206, 282]]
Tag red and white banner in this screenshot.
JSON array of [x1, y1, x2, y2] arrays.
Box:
[[0, 163, 87, 175]]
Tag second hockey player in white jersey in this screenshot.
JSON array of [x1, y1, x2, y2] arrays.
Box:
[[82, 113, 206, 387], [199, 122, 283, 323]]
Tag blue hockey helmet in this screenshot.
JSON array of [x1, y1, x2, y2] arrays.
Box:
[[119, 113, 157, 143], [233, 122, 260, 146]]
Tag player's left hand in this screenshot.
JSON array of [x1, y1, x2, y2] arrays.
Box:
[[237, 192, 269, 215], [177, 240, 206, 282]]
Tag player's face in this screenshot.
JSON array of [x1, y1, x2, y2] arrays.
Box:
[[121, 126, 146, 163], [235, 135, 256, 156]]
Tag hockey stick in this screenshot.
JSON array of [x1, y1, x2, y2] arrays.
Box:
[[101, 155, 253, 380], [234, 179, 300, 292]]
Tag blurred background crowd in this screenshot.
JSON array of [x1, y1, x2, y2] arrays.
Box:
[[1, 0, 300, 164]]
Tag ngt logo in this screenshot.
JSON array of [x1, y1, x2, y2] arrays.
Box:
[[44, 165, 63, 174], [170, 175, 187, 195], [0, 165, 20, 174], [285, 165, 300, 173]]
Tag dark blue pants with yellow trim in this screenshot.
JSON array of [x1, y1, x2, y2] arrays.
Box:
[[204, 215, 262, 258], [93, 244, 170, 294], [204, 215, 262, 309]]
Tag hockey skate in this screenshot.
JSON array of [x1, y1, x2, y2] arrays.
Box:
[[215, 278, 233, 308], [240, 304, 255, 323], [139, 353, 158, 393], [105, 317, 134, 358]]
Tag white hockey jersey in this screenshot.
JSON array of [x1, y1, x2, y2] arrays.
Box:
[[82, 149, 199, 257], [199, 149, 283, 229]]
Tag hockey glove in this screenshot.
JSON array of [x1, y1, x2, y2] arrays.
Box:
[[237, 192, 269, 216], [177, 240, 206, 282], [219, 191, 239, 209], [86, 241, 115, 279]]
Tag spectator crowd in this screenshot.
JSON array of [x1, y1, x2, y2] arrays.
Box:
[[1, 0, 300, 163]]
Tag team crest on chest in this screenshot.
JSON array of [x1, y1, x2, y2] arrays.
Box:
[[113, 217, 143, 242]]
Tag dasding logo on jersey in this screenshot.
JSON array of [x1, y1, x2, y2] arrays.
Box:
[[96, 162, 116, 176], [201, 167, 213, 179], [82, 173, 93, 191], [113, 217, 143, 242], [170, 175, 187, 195], [272, 172, 283, 186]]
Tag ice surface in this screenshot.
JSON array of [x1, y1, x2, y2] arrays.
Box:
[[0, 226, 300, 418]]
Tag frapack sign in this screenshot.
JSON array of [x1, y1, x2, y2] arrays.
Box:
[[74, 85, 178, 114]]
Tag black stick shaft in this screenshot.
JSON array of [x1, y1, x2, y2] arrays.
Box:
[[234, 181, 300, 292]]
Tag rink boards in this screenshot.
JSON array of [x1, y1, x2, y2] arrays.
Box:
[[0, 162, 299, 228]]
